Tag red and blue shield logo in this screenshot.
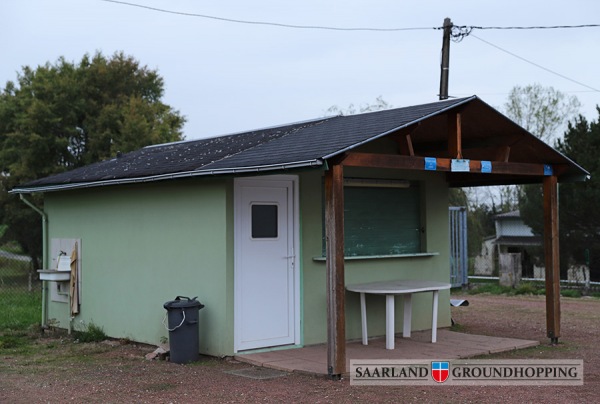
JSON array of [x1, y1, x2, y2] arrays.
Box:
[[431, 361, 449, 383]]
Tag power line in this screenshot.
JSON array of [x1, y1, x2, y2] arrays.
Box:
[[99, 2, 599, 93], [99, 0, 435, 32], [102, 1, 600, 33], [470, 34, 600, 92], [439, 24, 600, 42], [469, 24, 600, 30], [447, 24, 600, 42]]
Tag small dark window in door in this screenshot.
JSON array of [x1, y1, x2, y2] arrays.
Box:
[[251, 204, 278, 238]]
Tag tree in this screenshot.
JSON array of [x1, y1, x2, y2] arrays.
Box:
[[466, 202, 496, 259], [504, 83, 580, 143], [450, 188, 496, 258], [458, 85, 581, 273], [0, 51, 186, 266], [463, 85, 579, 209], [520, 109, 600, 280], [480, 84, 581, 212]]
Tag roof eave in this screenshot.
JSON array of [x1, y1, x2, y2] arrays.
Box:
[[10, 159, 324, 194]]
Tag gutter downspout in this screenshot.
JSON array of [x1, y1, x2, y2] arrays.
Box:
[[19, 194, 48, 327]]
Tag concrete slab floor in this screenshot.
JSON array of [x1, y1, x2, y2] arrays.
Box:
[[234, 330, 539, 376]]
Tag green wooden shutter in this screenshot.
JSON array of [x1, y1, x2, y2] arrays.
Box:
[[322, 183, 422, 257], [344, 186, 421, 256]]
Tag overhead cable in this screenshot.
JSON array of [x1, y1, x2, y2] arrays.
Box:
[[100, 1, 599, 92], [100, 0, 600, 33], [470, 24, 600, 30], [99, 0, 435, 32], [102, 1, 599, 32], [470, 34, 600, 92]]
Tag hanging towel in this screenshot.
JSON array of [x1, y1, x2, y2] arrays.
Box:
[[69, 242, 80, 316]]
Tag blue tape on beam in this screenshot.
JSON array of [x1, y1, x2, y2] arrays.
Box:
[[481, 160, 492, 173], [544, 165, 553, 176], [425, 157, 437, 171]]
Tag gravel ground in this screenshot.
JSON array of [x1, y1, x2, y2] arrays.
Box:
[[1, 294, 598, 403]]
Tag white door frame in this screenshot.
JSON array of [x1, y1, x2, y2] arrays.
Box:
[[234, 175, 300, 352]]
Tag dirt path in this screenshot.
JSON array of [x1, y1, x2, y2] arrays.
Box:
[[1, 294, 598, 403]]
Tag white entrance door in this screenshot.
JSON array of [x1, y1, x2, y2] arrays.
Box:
[[234, 176, 299, 351]]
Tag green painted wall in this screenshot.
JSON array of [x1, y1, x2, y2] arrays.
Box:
[[44, 178, 234, 356], [44, 158, 451, 355], [299, 167, 451, 345]]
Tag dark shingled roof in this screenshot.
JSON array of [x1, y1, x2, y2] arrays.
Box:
[[11, 96, 589, 193], [495, 236, 543, 247]]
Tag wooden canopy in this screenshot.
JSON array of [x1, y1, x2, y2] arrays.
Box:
[[323, 100, 586, 378]]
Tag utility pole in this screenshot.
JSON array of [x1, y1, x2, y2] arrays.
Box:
[[439, 17, 452, 100]]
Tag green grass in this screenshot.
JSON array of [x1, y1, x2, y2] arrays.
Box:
[[0, 249, 41, 331], [0, 323, 43, 358], [0, 333, 30, 349], [560, 288, 582, 298], [449, 322, 466, 332], [0, 289, 41, 331], [0, 330, 114, 372], [466, 283, 512, 295], [466, 280, 597, 298], [514, 282, 546, 295]]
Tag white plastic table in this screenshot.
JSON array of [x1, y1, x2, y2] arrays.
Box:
[[346, 280, 451, 350]]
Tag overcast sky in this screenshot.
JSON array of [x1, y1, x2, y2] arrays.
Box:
[[2, 0, 599, 140]]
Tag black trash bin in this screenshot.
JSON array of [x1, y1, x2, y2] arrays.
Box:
[[163, 296, 204, 364]]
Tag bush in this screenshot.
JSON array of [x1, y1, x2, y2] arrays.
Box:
[[74, 321, 107, 343], [561, 289, 582, 298], [467, 283, 511, 295], [515, 283, 544, 295]]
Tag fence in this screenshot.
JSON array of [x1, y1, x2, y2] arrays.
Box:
[[449, 207, 468, 288], [0, 250, 41, 329]]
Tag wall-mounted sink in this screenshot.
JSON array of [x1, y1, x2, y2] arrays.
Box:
[[38, 270, 71, 282]]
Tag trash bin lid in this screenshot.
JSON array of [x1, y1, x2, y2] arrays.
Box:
[[164, 296, 204, 310]]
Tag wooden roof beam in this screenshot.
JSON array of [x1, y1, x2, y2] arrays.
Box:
[[403, 133, 415, 156], [389, 124, 418, 156], [448, 112, 463, 159], [342, 152, 566, 177]]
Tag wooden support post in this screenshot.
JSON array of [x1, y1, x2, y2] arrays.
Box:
[[543, 175, 561, 344], [324, 163, 346, 378], [448, 112, 463, 159]]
